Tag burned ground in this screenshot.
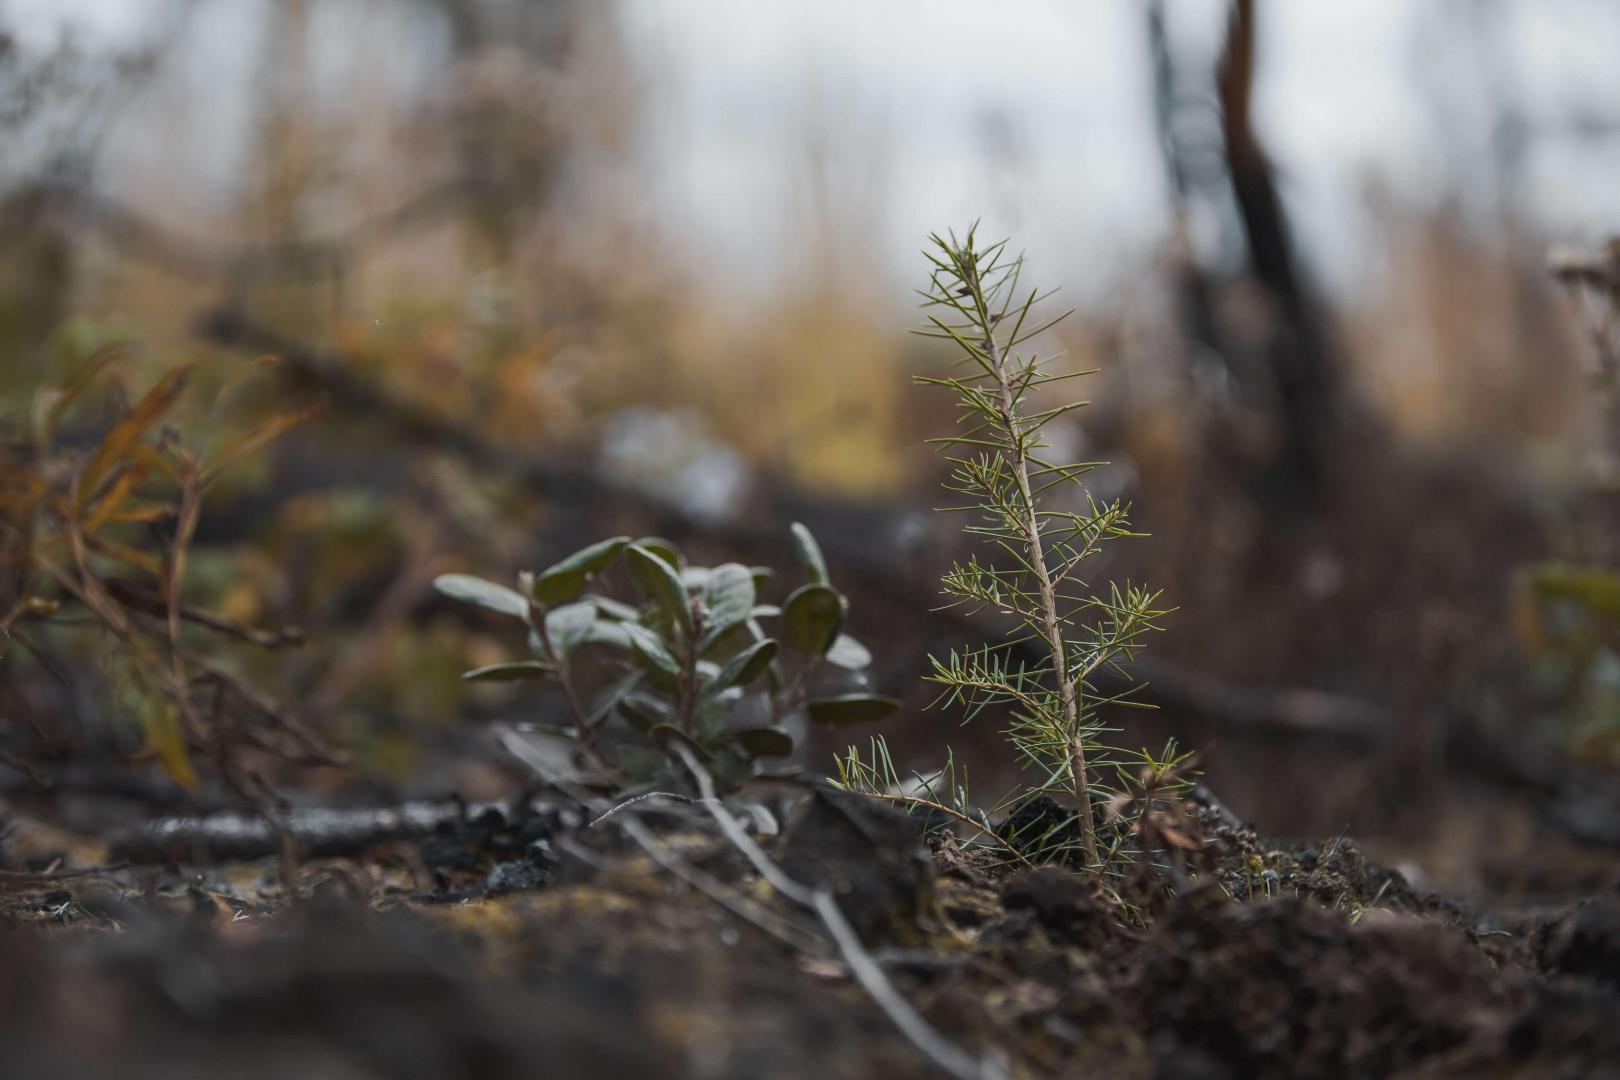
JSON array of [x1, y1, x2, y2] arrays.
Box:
[[4, 778, 1618, 1080]]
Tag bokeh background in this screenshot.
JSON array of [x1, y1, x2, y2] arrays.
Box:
[[5, 0, 1620, 902]]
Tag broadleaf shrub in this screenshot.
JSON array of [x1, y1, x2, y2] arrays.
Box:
[[435, 523, 898, 792]]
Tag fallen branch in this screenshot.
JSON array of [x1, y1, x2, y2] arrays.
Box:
[[106, 799, 523, 863]]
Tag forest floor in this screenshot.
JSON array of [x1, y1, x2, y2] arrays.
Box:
[[3, 768, 1619, 1079], [5, 380, 1620, 1077]]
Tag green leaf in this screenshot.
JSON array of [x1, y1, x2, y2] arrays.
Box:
[[750, 615, 784, 692], [622, 621, 681, 688], [806, 693, 901, 727], [435, 574, 529, 619], [701, 563, 755, 635], [580, 619, 635, 650], [462, 660, 552, 682], [706, 746, 755, 788], [705, 638, 778, 695], [618, 746, 668, 784], [628, 542, 692, 635], [587, 671, 641, 726], [790, 522, 829, 585], [825, 634, 873, 670], [586, 593, 640, 621], [532, 536, 629, 607], [780, 583, 845, 655], [700, 619, 753, 660], [732, 727, 795, 760], [618, 693, 668, 732], [544, 601, 598, 655], [632, 536, 682, 571], [651, 723, 711, 760], [695, 697, 730, 741]]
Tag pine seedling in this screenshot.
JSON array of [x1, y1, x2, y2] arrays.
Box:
[[911, 224, 1169, 870]]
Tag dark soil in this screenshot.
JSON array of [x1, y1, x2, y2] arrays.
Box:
[[4, 785, 1618, 1079]]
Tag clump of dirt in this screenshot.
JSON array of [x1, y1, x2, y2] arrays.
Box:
[[1540, 898, 1620, 989], [1129, 894, 1509, 1077], [996, 867, 1133, 954], [0, 905, 671, 1080], [1188, 791, 1432, 914]]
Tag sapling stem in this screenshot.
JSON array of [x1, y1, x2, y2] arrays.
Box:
[[966, 261, 1100, 869]]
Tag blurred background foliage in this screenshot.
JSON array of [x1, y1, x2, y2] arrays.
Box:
[[4, 0, 1620, 895]]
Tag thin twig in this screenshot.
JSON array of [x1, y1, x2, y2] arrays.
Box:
[[616, 814, 825, 956], [671, 744, 1002, 1080], [499, 731, 821, 953], [675, 600, 704, 736], [585, 791, 700, 829], [527, 595, 595, 744]]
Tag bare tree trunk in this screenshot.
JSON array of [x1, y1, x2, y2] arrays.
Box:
[[1217, 0, 1340, 509]]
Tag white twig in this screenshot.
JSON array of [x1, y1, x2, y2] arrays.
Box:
[[616, 813, 824, 956], [672, 744, 1003, 1080], [586, 790, 698, 829], [500, 728, 819, 954]]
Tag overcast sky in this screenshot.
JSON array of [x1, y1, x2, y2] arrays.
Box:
[[7, 0, 1620, 303], [618, 0, 1620, 299]]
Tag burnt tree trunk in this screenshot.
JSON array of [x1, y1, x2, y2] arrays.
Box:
[[1216, 0, 1341, 509]]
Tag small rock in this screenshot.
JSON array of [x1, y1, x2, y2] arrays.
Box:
[[485, 859, 549, 895]]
